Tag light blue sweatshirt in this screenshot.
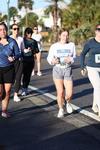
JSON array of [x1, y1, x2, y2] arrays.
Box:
[[0, 36, 20, 67]]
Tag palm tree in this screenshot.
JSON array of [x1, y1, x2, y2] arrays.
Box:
[[18, 0, 34, 27], [9, 7, 18, 23], [18, 0, 33, 10], [64, 0, 100, 44], [44, 0, 65, 42], [20, 12, 38, 28], [0, 13, 7, 22]]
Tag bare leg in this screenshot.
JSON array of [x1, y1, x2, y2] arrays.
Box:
[[36, 52, 42, 74], [53, 79, 64, 109], [64, 80, 73, 113], [1, 83, 12, 112], [64, 80, 73, 102], [0, 84, 3, 101]]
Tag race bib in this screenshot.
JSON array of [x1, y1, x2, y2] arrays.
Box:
[[95, 54, 100, 63]]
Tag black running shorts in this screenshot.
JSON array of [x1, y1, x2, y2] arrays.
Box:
[[0, 65, 15, 84]]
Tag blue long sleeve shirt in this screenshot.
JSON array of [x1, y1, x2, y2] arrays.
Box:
[[80, 38, 100, 69], [0, 36, 20, 67]]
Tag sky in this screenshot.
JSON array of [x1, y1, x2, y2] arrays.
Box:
[[0, 0, 70, 14]]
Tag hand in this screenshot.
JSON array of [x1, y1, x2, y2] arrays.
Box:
[[51, 57, 60, 65], [81, 68, 87, 76], [24, 47, 31, 53], [8, 56, 15, 62], [64, 56, 71, 64]]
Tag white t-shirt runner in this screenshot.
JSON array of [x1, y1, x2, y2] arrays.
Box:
[[32, 33, 43, 52], [10, 35, 24, 53], [47, 42, 76, 68]]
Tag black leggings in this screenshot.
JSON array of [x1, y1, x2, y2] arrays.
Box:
[[14, 60, 23, 93], [22, 60, 34, 89]]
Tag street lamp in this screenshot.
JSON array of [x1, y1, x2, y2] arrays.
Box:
[[7, 0, 10, 34]]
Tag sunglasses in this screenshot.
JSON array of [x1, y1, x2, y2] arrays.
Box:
[[96, 28, 100, 31], [13, 28, 19, 30], [34, 28, 38, 30]]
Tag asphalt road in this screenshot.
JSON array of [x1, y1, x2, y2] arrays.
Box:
[[0, 52, 100, 150]]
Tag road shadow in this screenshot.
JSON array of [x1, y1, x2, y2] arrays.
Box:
[[73, 88, 93, 100], [73, 77, 90, 86], [28, 82, 92, 100], [0, 105, 100, 150]]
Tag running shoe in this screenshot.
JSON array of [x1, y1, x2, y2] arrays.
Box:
[[57, 108, 64, 118], [66, 102, 73, 114], [14, 95, 21, 102], [31, 70, 35, 76], [37, 72, 42, 76], [92, 105, 98, 113], [1, 112, 11, 118], [21, 88, 28, 96]]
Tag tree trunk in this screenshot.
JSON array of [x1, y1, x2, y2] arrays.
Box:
[[53, 0, 58, 42]]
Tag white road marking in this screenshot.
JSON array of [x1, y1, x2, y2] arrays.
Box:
[[29, 85, 100, 122]]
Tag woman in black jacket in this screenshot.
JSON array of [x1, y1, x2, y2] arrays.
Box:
[[21, 27, 39, 96]]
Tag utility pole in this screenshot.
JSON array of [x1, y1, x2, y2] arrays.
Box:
[[7, 0, 10, 34]]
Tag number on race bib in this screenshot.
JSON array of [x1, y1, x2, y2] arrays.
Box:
[[95, 54, 100, 63]]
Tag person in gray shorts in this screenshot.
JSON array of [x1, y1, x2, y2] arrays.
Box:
[[53, 66, 72, 80], [47, 28, 76, 118]]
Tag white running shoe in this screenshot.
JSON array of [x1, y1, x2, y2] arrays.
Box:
[[14, 95, 21, 102], [1, 112, 10, 118], [37, 72, 42, 76], [21, 88, 28, 96], [57, 108, 64, 118], [66, 102, 73, 114], [92, 105, 98, 113], [31, 70, 35, 76], [21, 91, 27, 96]]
